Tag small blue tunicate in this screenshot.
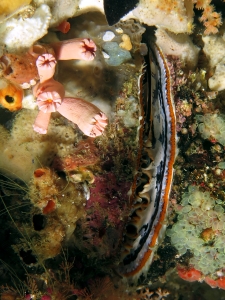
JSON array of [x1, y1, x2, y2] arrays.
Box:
[[102, 42, 132, 66]]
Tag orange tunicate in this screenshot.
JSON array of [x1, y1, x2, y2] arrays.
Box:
[[43, 199, 56, 214], [0, 79, 23, 111], [34, 168, 46, 178], [56, 20, 71, 33]]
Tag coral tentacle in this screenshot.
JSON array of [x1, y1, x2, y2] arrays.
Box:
[[33, 110, 51, 134], [57, 97, 108, 137], [50, 38, 97, 61]]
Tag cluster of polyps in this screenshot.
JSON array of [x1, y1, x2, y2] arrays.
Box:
[[0, 38, 108, 137], [32, 38, 108, 137]]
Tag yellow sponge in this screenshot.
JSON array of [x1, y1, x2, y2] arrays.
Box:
[[0, 0, 31, 20]]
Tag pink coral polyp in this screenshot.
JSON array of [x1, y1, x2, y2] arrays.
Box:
[[37, 91, 62, 113]]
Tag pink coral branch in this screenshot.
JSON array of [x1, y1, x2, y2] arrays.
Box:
[[50, 38, 97, 61], [33, 78, 65, 104], [33, 54, 64, 114], [57, 97, 108, 137], [33, 110, 51, 134], [32, 53, 65, 134]]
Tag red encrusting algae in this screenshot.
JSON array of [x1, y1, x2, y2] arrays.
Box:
[[204, 276, 218, 288], [177, 266, 202, 282], [177, 265, 225, 290]]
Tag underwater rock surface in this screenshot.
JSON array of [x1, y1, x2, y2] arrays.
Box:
[[2, 1, 225, 299]]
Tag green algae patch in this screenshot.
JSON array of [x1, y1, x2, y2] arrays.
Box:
[[167, 185, 225, 275]]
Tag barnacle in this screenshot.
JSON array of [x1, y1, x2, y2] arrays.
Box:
[[0, 78, 23, 111]]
